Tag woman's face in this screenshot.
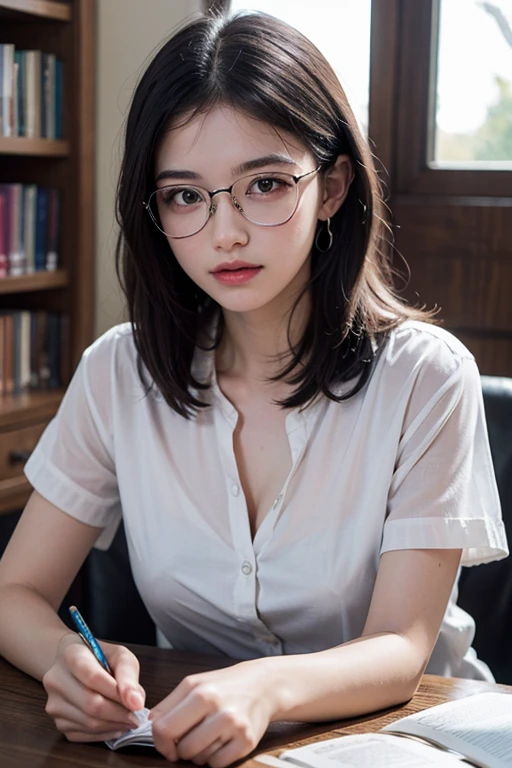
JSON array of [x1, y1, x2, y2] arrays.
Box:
[[154, 106, 349, 319]]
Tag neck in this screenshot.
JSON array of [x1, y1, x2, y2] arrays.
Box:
[[216, 294, 311, 382]]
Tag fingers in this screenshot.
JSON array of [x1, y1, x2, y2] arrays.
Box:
[[59, 725, 128, 743], [150, 668, 267, 767], [45, 679, 140, 729], [189, 736, 231, 766], [151, 691, 209, 759], [170, 713, 225, 760], [149, 674, 192, 720], [53, 705, 134, 737], [203, 738, 245, 768], [107, 644, 146, 711], [60, 637, 146, 711], [177, 713, 256, 767], [44, 639, 145, 742], [150, 675, 216, 735], [59, 640, 120, 701], [153, 709, 256, 767]]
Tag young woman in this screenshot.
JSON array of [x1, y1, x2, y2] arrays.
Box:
[[0, 10, 507, 767]]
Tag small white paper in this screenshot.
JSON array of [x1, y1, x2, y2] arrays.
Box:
[[105, 707, 154, 750]]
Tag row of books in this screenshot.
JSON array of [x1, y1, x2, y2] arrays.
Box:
[[0, 44, 63, 139], [0, 184, 60, 277], [0, 311, 68, 396]]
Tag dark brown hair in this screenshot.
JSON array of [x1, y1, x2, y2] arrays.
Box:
[[116, 11, 430, 417]]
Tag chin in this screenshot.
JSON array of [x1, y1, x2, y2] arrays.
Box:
[[218, 299, 273, 314], [211, 291, 279, 314]]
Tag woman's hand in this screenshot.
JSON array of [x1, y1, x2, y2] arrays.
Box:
[[43, 632, 146, 742], [150, 660, 276, 767]]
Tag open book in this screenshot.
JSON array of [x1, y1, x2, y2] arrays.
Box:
[[255, 692, 512, 768]]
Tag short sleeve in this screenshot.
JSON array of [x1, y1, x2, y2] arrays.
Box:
[[381, 344, 508, 566], [24, 336, 122, 550]]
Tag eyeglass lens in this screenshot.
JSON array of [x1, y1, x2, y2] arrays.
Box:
[[148, 172, 302, 238]]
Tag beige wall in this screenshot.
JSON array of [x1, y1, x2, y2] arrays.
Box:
[[94, 0, 202, 338]]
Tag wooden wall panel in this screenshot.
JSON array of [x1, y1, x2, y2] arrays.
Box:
[[392, 203, 512, 331], [448, 333, 512, 377], [370, 0, 512, 378]]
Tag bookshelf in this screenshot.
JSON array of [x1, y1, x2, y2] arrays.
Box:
[[0, 0, 95, 515], [0, 137, 70, 155], [0, 269, 69, 294], [0, 0, 71, 21]]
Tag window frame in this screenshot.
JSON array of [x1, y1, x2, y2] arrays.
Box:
[[371, 0, 512, 197]]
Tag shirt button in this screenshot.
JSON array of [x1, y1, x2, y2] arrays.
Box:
[[241, 561, 253, 575], [231, 483, 240, 497], [272, 493, 283, 509]]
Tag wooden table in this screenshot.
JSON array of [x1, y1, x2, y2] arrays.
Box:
[[1, 644, 511, 767]]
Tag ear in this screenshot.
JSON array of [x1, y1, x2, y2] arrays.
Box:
[[317, 154, 354, 221]]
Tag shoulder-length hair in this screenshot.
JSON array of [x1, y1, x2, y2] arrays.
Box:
[[116, 11, 431, 418]]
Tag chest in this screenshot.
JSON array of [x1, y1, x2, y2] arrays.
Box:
[[121, 392, 387, 652], [217, 377, 293, 537], [115, 377, 395, 548]]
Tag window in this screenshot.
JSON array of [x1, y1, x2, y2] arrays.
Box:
[[433, 0, 512, 167]]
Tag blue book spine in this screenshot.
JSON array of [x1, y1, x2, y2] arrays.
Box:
[[34, 187, 48, 271], [40, 53, 47, 138]]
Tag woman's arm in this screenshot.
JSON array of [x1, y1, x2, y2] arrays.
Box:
[[262, 547, 462, 720], [0, 490, 145, 740], [149, 547, 461, 766], [0, 490, 101, 679]]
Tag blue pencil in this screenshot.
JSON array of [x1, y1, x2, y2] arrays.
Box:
[[68, 605, 112, 675]]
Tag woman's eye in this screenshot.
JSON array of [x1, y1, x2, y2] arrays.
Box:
[[160, 187, 204, 206], [256, 178, 276, 193], [174, 188, 203, 206], [248, 177, 287, 195]]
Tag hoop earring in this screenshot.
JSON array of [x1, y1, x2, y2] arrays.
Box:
[[315, 218, 333, 253]]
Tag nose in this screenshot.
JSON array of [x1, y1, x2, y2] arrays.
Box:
[[208, 191, 249, 251]]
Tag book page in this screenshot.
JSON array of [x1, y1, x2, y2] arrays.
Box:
[[275, 733, 462, 768], [105, 707, 154, 750], [382, 692, 512, 768]]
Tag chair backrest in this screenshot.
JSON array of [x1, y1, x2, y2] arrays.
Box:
[[84, 523, 157, 645], [457, 375, 512, 683]]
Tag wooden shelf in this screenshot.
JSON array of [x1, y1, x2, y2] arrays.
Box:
[[0, 389, 63, 430], [0, 475, 31, 516], [0, 0, 71, 21], [0, 0, 95, 516], [0, 137, 70, 156], [0, 269, 69, 294]]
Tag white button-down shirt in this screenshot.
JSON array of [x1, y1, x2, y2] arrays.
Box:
[[25, 320, 508, 678]]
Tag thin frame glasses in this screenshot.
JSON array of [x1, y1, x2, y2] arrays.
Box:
[[143, 166, 321, 239]]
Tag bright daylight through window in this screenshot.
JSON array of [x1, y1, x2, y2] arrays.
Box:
[[434, 0, 512, 167]]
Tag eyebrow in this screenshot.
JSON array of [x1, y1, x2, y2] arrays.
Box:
[[155, 154, 298, 184]]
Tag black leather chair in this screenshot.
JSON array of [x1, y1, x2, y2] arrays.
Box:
[[457, 375, 512, 683], [82, 524, 157, 645], [80, 375, 512, 676]]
